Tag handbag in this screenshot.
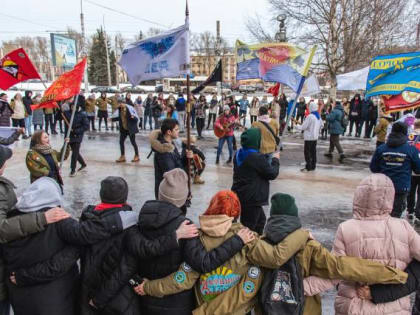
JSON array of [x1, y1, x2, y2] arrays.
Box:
[[260, 121, 280, 146]]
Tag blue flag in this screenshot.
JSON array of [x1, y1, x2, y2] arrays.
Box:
[[366, 51, 420, 98]]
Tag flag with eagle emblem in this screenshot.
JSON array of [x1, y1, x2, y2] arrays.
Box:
[[0, 48, 41, 90]]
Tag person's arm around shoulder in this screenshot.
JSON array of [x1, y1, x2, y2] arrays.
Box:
[[0, 202, 69, 243], [247, 229, 309, 268], [368, 259, 420, 304], [139, 263, 200, 298]]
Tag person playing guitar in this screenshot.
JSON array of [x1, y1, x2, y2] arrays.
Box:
[[214, 105, 237, 165]]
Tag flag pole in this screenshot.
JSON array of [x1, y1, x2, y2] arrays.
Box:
[[60, 94, 79, 169], [185, 0, 191, 193], [285, 46, 317, 135]]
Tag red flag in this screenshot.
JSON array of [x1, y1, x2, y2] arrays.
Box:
[[381, 91, 420, 113], [267, 83, 280, 97], [0, 48, 41, 90], [32, 58, 86, 110]]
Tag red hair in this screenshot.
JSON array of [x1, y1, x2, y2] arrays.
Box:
[[204, 190, 241, 218]]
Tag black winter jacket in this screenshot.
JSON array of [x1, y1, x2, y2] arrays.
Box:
[[150, 131, 186, 198], [133, 200, 193, 315], [232, 153, 280, 207], [22, 92, 33, 115], [349, 97, 362, 120], [79, 205, 140, 315], [2, 207, 124, 315], [370, 259, 420, 304], [64, 110, 90, 143]]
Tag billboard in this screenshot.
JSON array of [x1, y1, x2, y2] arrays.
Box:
[[50, 34, 77, 69]]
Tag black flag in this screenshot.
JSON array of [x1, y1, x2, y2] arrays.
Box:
[[192, 59, 223, 94]]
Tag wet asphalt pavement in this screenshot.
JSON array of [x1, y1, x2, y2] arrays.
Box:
[[4, 127, 396, 314]]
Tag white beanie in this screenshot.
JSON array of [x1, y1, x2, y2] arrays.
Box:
[[309, 101, 318, 112], [158, 168, 189, 208]]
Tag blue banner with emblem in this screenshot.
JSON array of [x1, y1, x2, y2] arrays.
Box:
[[366, 51, 420, 98]]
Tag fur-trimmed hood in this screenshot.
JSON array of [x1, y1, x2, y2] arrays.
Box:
[[149, 130, 174, 153]]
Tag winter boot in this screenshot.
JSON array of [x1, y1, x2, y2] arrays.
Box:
[[216, 156, 220, 164], [339, 154, 346, 163], [116, 155, 126, 163], [324, 152, 333, 158], [132, 155, 140, 163], [193, 175, 205, 184], [226, 157, 232, 164]]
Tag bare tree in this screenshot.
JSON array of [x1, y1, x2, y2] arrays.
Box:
[[247, 0, 415, 97]]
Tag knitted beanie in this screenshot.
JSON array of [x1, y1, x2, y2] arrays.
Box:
[[100, 176, 128, 204], [391, 121, 408, 136], [270, 193, 299, 217], [309, 101, 318, 112], [240, 128, 261, 150], [204, 190, 241, 218], [158, 168, 189, 208]]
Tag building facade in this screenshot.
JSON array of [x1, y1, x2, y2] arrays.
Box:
[[191, 53, 236, 84]]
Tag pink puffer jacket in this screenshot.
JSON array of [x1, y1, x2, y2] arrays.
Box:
[[304, 173, 420, 314]]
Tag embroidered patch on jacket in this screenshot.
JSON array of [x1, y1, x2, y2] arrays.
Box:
[[200, 266, 241, 302], [271, 270, 297, 304], [248, 266, 260, 279], [182, 262, 192, 272], [174, 271, 186, 284], [243, 281, 255, 294]]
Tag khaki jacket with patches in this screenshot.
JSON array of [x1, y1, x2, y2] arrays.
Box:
[[143, 216, 310, 315], [144, 220, 407, 315], [95, 98, 108, 111], [374, 117, 390, 143], [26, 147, 69, 185]]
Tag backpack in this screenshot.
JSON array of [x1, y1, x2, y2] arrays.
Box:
[[341, 111, 349, 129], [259, 256, 304, 315]]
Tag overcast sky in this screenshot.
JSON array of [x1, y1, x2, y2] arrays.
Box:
[[0, 0, 271, 46]]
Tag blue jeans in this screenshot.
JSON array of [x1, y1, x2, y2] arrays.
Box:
[[217, 136, 233, 159], [0, 300, 10, 315], [24, 115, 32, 136], [144, 113, 153, 129]]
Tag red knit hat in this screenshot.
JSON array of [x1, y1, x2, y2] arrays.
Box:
[[203, 190, 241, 218]]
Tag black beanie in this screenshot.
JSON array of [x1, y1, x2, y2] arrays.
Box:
[[391, 122, 408, 136], [100, 176, 128, 204], [0, 146, 12, 169]]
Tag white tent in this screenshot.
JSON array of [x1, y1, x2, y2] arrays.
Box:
[[336, 66, 370, 91]]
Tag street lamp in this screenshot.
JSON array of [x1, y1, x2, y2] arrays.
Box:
[[275, 14, 287, 42]]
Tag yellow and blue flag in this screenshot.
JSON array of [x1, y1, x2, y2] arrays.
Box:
[[235, 40, 315, 92], [366, 51, 420, 98]]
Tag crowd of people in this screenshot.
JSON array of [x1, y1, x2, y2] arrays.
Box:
[[2, 87, 420, 314]]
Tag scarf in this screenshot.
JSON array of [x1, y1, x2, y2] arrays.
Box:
[[94, 203, 125, 211], [311, 111, 320, 120], [258, 115, 271, 123], [236, 148, 258, 167], [33, 144, 53, 155]]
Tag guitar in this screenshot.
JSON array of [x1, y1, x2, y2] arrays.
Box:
[[214, 115, 246, 138], [192, 154, 205, 172]]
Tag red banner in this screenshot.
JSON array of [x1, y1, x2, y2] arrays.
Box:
[[267, 83, 280, 97], [32, 58, 86, 110], [0, 48, 41, 90], [381, 91, 420, 113]]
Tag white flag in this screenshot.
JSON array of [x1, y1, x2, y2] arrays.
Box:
[[300, 74, 321, 97], [336, 66, 369, 91], [119, 21, 190, 85]]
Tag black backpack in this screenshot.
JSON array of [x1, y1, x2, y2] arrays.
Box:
[[259, 256, 304, 315]]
